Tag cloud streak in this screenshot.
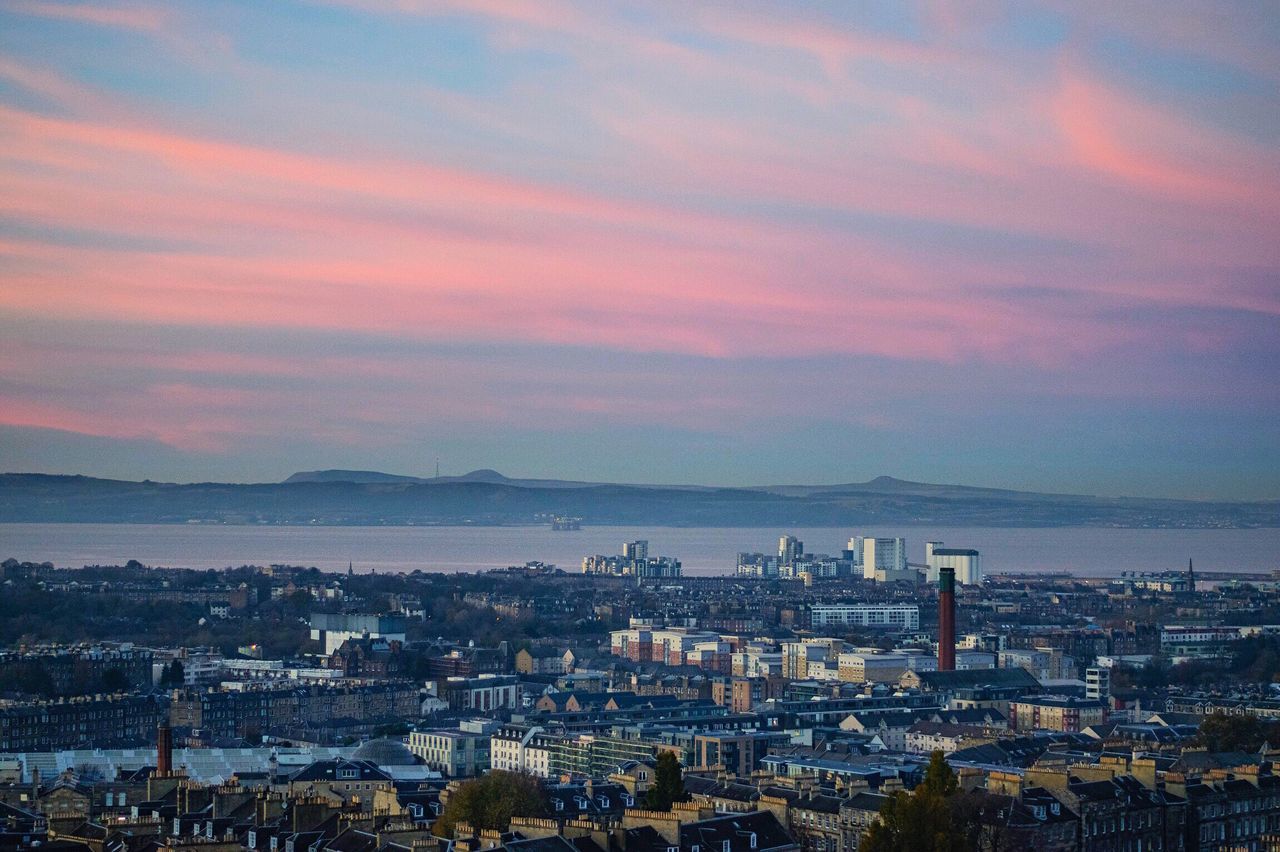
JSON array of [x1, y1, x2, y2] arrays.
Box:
[[0, 1, 1276, 494]]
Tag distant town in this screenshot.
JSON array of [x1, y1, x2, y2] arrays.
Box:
[[2, 535, 1279, 852]]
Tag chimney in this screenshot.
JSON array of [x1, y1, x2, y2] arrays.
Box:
[[157, 717, 173, 777], [938, 567, 956, 671]]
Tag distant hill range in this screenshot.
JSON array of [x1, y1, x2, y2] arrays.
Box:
[[1, 470, 1275, 528]]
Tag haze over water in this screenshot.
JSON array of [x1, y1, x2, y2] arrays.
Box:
[[3, 524, 1278, 578]]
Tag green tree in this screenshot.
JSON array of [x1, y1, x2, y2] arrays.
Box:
[[166, 659, 186, 687], [101, 666, 128, 692], [861, 752, 975, 852], [435, 770, 549, 837], [919, 751, 958, 798], [1194, 712, 1280, 752], [645, 751, 689, 811]]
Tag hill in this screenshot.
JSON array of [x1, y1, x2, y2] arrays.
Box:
[[0, 472, 1274, 528]]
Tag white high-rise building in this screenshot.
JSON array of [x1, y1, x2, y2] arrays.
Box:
[[926, 542, 982, 585], [851, 536, 907, 580], [778, 535, 803, 564], [1085, 666, 1111, 702]]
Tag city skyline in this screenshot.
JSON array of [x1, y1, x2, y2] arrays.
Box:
[[1, 2, 1278, 499]]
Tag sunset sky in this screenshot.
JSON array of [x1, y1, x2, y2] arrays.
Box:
[[1, 1, 1277, 497]]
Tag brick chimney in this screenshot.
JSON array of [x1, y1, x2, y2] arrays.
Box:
[[938, 567, 956, 671], [156, 717, 173, 777]]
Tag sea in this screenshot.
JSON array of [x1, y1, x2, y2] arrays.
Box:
[[1, 523, 1278, 578]]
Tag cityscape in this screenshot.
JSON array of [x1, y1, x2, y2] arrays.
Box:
[[3, 532, 1280, 852], [2, 3, 1279, 852]]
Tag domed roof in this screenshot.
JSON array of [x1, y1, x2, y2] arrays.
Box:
[[352, 738, 418, 766]]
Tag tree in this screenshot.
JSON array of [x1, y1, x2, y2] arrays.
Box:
[[645, 751, 689, 811], [159, 659, 186, 687], [169, 659, 185, 686], [435, 770, 549, 837], [101, 666, 129, 692], [919, 751, 958, 798], [1194, 711, 1280, 753], [861, 752, 977, 852]]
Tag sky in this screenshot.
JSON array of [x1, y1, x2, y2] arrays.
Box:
[[0, 1, 1278, 499]]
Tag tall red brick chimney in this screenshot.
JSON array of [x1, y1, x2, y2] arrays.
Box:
[[156, 717, 173, 777], [938, 566, 956, 671]]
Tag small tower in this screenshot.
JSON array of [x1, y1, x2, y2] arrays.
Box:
[[156, 717, 173, 777], [1187, 558, 1196, 593]]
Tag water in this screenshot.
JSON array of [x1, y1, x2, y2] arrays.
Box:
[[1, 523, 1278, 577]]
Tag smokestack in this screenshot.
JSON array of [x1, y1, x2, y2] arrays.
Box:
[[938, 566, 956, 671], [157, 717, 173, 777]]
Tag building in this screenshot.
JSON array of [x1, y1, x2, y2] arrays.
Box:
[[168, 682, 420, 739], [711, 677, 783, 713], [288, 757, 394, 800], [327, 637, 404, 678], [736, 553, 782, 578], [904, 721, 987, 754], [429, 674, 520, 713], [809, 605, 919, 631], [490, 723, 544, 773], [999, 648, 1076, 681], [781, 642, 836, 680], [408, 720, 493, 777], [692, 731, 781, 775], [0, 643, 154, 697], [1084, 667, 1110, 703], [583, 541, 682, 579], [1009, 695, 1108, 732], [0, 694, 167, 752], [308, 613, 407, 655], [836, 652, 913, 684], [850, 537, 906, 580], [515, 647, 576, 675], [925, 543, 982, 586]]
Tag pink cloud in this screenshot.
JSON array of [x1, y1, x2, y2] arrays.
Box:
[[8, 0, 166, 32], [1052, 70, 1271, 204]]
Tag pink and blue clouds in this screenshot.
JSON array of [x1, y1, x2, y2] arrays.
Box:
[[0, 0, 1277, 497]]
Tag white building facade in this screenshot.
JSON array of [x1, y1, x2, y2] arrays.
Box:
[[810, 604, 919, 631], [926, 542, 982, 585]]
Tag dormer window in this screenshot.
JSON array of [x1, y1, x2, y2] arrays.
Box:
[[339, 768, 359, 779], [749, 834, 757, 849], [722, 840, 731, 852], [553, 799, 564, 811]]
